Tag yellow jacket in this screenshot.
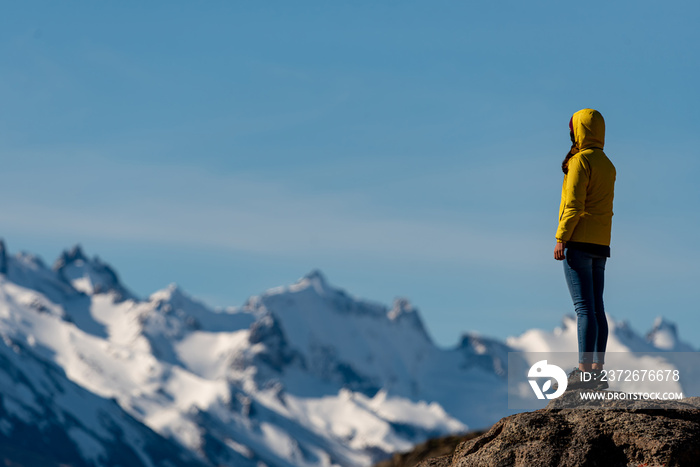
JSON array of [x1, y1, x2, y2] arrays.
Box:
[[556, 109, 616, 245]]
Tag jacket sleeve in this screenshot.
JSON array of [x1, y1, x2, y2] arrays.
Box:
[[556, 155, 590, 242]]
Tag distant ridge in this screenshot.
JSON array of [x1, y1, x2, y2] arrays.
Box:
[[0, 241, 696, 467]]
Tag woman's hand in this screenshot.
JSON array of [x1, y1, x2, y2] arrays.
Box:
[[554, 242, 566, 261]]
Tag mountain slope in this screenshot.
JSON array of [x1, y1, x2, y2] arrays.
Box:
[[0, 240, 696, 466], [0, 243, 469, 466], [0, 321, 205, 467]]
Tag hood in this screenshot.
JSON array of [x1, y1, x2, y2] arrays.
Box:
[[571, 108, 605, 151]]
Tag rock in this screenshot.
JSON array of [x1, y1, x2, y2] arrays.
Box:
[[417, 456, 452, 467], [374, 432, 485, 467], [417, 391, 700, 467], [0, 239, 7, 275]]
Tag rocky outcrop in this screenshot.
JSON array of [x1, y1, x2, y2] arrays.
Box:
[[53, 244, 135, 300], [417, 391, 700, 467], [374, 432, 485, 467]]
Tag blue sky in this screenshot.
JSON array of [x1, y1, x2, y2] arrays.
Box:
[[1, 1, 699, 348]]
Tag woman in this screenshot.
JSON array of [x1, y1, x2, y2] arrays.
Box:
[[554, 108, 616, 389]]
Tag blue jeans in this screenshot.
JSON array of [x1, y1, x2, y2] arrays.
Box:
[[563, 248, 608, 364]]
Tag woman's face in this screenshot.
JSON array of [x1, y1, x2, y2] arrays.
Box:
[[569, 117, 575, 144]]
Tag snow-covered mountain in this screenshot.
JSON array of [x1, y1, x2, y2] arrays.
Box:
[[0, 241, 696, 467]]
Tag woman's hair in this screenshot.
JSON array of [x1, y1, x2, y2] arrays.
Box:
[[562, 130, 577, 174]]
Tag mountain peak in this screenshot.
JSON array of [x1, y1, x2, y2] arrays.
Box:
[[165, 282, 184, 296], [149, 283, 188, 304], [54, 244, 88, 269], [0, 238, 7, 275], [387, 298, 432, 343], [650, 316, 677, 333], [304, 269, 325, 281], [646, 316, 680, 350], [387, 297, 415, 320], [288, 269, 330, 295], [53, 245, 134, 300], [303, 269, 327, 287]]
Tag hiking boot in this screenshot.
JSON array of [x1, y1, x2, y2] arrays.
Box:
[[562, 368, 610, 390], [552, 368, 609, 392], [591, 370, 609, 390], [563, 368, 595, 390]]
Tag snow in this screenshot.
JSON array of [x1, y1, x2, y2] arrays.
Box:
[[176, 329, 251, 379], [226, 438, 254, 459], [0, 245, 697, 467]]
